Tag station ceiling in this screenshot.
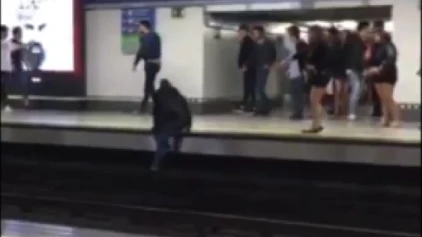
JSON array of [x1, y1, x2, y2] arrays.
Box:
[[208, 6, 391, 23]]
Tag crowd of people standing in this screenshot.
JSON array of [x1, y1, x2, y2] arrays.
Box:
[[235, 21, 400, 133]]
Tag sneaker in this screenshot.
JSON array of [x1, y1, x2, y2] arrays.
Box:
[[3, 105, 12, 112], [234, 105, 245, 113], [347, 114, 356, 121]]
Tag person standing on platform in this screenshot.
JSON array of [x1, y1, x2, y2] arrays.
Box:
[[252, 25, 276, 116], [365, 31, 400, 127], [326, 27, 347, 118], [235, 24, 256, 113], [1, 25, 13, 111], [280, 25, 308, 120], [302, 25, 330, 134], [10, 27, 29, 108], [133, 20, 161, 113], [151, 79, 192, 172]]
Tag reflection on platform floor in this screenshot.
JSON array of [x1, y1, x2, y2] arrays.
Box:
[[1, 220, 161, 237], [1, 110, 420, 143]]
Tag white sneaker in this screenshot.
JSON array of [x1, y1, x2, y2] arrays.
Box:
[[3, 105, 12, 112], [347, 114, 356, 121]]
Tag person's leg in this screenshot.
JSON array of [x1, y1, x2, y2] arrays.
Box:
[[236, 70, 251, 112], [151, 132, 171, 171], [340, 79, 348, 116], [172, 132, 184, 152], [141, 63, 160, 112], [374, 83, 388, 126], [290, 77, 304, 119], [347, 70, 361, 120], [248, 69, 257, 111], [16, 70, 29, 107], [255, 69, 270, 115], [383, 83, 400, 127], [371, 82, 382, 117], [303, 86, 325, 133], [241, 70, 249, 109], [1, 72, 7, 108]]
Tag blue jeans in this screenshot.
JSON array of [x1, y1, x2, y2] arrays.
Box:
[[151, 130, 183, 170], [256, 68, 270, 113], [347, 70, 361, 115], [289, 77, 304, 117]]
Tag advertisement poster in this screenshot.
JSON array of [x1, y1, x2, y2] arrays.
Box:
[[1, 0, 75, 71], [121, 8, 155, 55]]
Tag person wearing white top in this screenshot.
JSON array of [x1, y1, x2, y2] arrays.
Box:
[[1, 25, 16, 110], [280, 26, 308, 120]]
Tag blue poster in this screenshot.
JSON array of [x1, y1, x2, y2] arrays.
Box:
[[121, 8, 155, 55]]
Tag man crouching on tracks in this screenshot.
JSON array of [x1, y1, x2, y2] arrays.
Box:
[[151, 79, 192, 172]]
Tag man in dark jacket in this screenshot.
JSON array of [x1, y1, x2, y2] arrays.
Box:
[[11, 27, 29, 107], [252, 25, 276, 116], [235, 24, 256, 113], [343, 25, 366, 120], [151, 79, 192, 172], [133, 20, 161, 113]]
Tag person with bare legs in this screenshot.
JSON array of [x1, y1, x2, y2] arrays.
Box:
[[302, 26, 330, 134], [326, 27, 347, 118], [365, 31, 400, 127]]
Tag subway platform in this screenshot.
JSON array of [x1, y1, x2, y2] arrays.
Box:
[[1, 110, 420, 167]]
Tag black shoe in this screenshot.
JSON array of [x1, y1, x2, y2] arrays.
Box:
[[140, 103, 147, 113], [290, 114, 303, 120], [302, 126, 324, 134], [254, 110, 270, 117]]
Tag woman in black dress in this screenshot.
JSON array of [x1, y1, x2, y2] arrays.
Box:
[[303, 26, 330, 133], [365, 31, 400, 127], [326, 27, 347, 117]]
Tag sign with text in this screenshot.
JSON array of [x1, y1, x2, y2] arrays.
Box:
[[121, 8, 155, 55]]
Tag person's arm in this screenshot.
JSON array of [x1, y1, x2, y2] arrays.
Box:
[[237, 38, 246, 68], [267, 41, 277, 66], [154, 33, 162, 60], [133, 37, 144, 68], [181, 95, 192, 131], [292, 41, 308, 61], [380, 43, 397, 69]]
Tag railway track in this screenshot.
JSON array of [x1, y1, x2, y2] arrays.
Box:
[[1, 143, 421, 237]]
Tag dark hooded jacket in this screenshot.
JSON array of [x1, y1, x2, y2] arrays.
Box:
[[152, 81, 192, 134]]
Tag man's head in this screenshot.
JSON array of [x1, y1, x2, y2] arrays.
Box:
[[160, 79, 172, 89], [357, 21, 371, 42], [252, 25, 265, 41], [308, 25, 323, 43], [12, 26, 22, 40], [1, 25, 8, 40], [139, 20, 151, 34], [237, 24, 249, 40], [287, 25, 300, 42], [327, 26, 339, 43]]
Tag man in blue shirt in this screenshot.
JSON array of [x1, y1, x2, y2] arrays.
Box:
[[133, 20, 161, 113]]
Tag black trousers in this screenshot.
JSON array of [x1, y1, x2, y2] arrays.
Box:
[[242, 68, 256, 109], [1, 71, 10, 107], [141, 62, 160, 110]]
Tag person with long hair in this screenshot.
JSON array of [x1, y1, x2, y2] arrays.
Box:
[[326, 27, 347, 117], [303, 25, 330, 133], [365, 31, 400, 127]]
